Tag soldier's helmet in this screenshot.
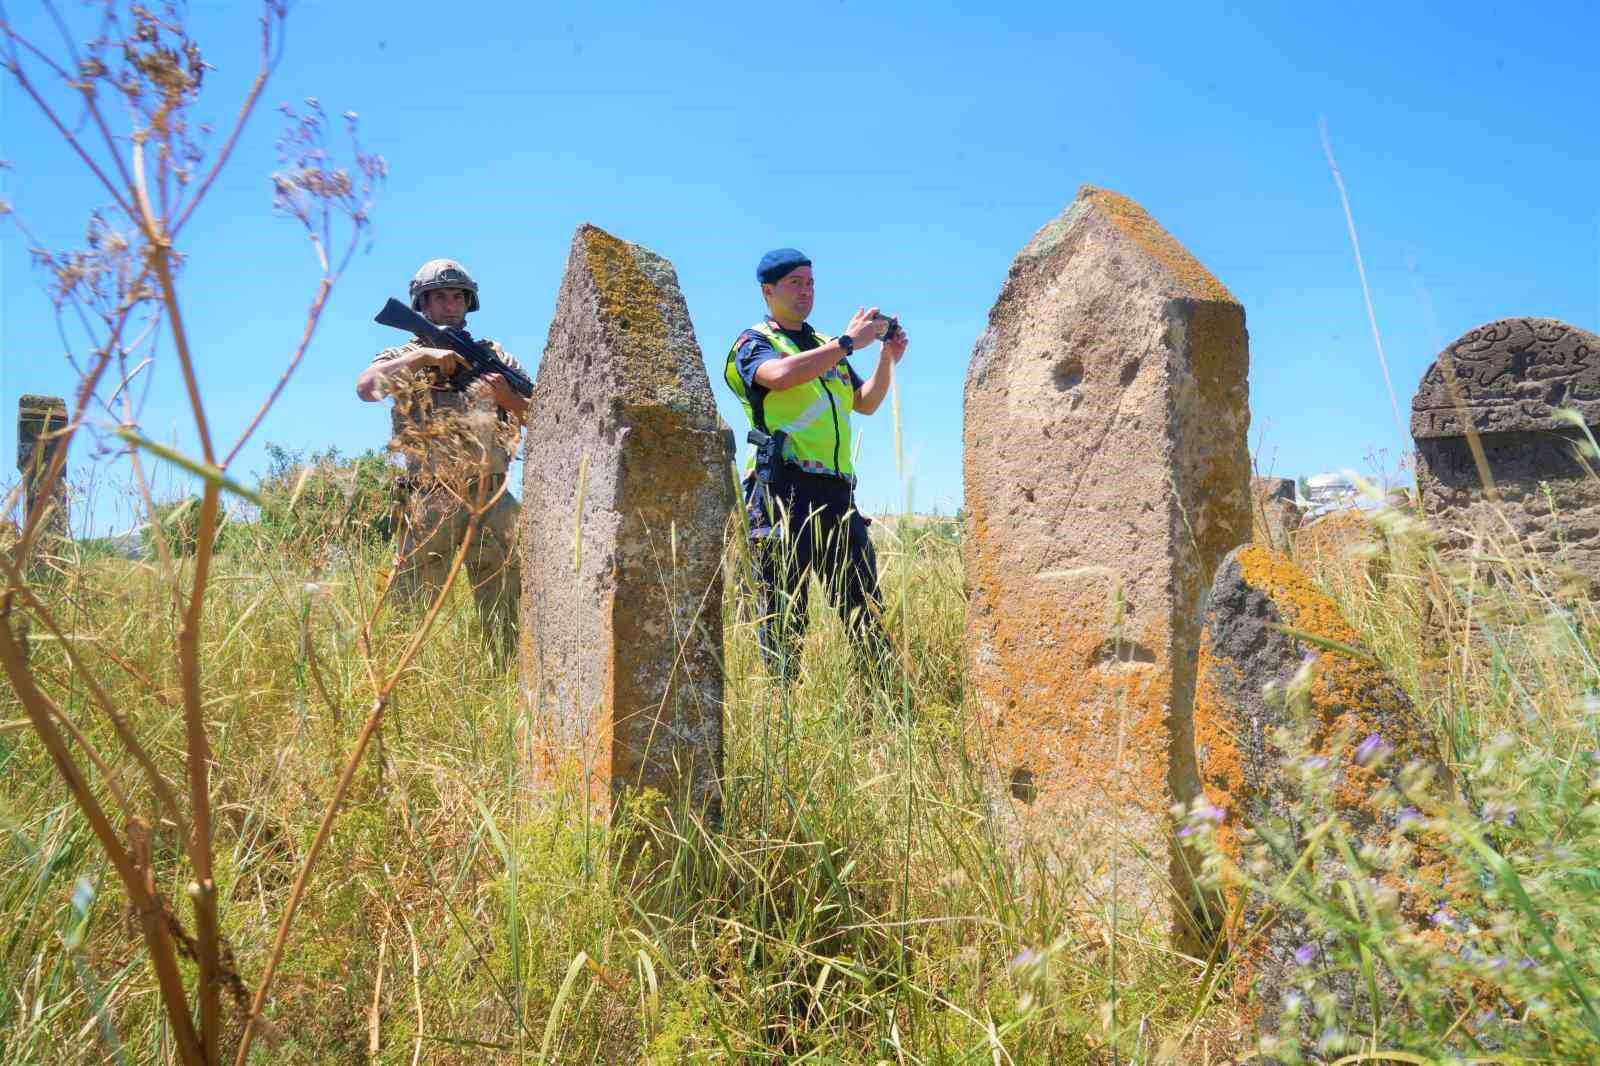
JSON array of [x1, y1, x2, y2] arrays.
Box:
[[409, 258, 481, 312]]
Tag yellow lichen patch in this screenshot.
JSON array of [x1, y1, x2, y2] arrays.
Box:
[[1237, 543, 1361, 646], [965, 506, 1176, 861], [1215, 545, 1449, 916], [581, 225, 669, 354], [1192, 636, 1246, 876], [1079, 185, 1237, 305]]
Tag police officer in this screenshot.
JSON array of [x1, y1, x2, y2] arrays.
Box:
[[723, 248, 910, 682], [356, 259, 529, 661]]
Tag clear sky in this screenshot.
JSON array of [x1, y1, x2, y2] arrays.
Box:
[[3, 0, 1598, 534]]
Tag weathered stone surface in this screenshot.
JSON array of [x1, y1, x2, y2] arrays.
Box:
[[520, 224, 733, 817], [962, 185, 1251, 931], [16, 395, 69, 542], [1251, 476, 1300, 552], [1413, 318, 1600, 580], [1411, 317, 1600, 439], [1195, 544, 1451, 1053]]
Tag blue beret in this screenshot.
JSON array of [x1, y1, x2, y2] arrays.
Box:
[[757, 247, 811, 284]]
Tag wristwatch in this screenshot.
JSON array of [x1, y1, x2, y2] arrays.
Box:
[[837, 333, 855, 356]]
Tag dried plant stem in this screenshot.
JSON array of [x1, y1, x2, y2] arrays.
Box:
[[0, 618, 205, 1066], [406, 912, 425, 1066], [368, 925, 388, 1060]]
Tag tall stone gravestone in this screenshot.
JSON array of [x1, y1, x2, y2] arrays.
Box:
[[963, 185, 1251, 931], [1251, 475, 1300, 552], [1413, 317, 1600, 580], [17, 395, 69, 543], [520, 224, 733, 818]]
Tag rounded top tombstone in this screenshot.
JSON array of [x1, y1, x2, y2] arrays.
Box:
[[1411, 317, 1600, 440]]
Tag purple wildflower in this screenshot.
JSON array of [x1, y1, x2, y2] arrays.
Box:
[[1009, 947, 1038, 971], [1197, 802, 1227, 824], [1303, 755, 1330, 771], [1294, 943, 1318, 967], [1431, 908, 1458, 931], [1482, 802, 1517, 827], [1354, 733, 1392, 768], [1396, 806, 1422, 830]]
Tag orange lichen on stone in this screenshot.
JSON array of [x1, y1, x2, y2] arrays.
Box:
[[1235, 545, 1434, 780], [967, 530, 1176, 825], [1078, 185, 1237, 305], [1191, 636, 1246, 871], [581, 224, 669, 356], [1196, 543, 1455, 1030], [1198, 544, 1450, 907]]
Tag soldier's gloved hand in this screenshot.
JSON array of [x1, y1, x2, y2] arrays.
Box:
[[411, 347, 465, 375], [843, 306, 882, 352]]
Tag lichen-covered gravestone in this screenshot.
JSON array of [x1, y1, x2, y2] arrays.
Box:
[[1195, 544, 1452, 1057], [963, 185, 1251, 932], [16, 395, 69, 543], [520, 224, 733, 817], [1413, 317, 1600, 580]]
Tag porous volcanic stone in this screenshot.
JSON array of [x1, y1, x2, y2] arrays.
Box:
[[1413, 317, 1600, 581], [1195, 544, 1451, 1054], [520, 224, 733, 818], [962, 185, 1251, 934], [16, 395, 69, 543]]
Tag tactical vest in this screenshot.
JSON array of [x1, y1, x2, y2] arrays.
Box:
[[724, 321, 857, 482]]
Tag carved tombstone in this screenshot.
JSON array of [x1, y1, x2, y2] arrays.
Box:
[[1413, 318, 1600, 580], [16, 395, 69, 543], [963, 185, 1251, 933], [520, 224, 733, 818]]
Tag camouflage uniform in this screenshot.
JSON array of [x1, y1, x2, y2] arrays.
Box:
[[370, 338, 525, 658]]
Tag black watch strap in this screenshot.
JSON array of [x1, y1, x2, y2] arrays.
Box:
[[838, 333, 854, 355]]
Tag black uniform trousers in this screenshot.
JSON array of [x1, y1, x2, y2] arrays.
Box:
[[753, 467, 893, 681]]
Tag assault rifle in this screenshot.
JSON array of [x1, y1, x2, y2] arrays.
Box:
[[373, 297, 534, 399]]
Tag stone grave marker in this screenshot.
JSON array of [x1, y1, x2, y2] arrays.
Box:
[[16, 395, 69, 543], [1195, 543, 1452, 1056], [963, 185, 1251, 934], [520, 224, 733, 818], [1413, 317, 1600, 580], [1251, 475, 1300, 552]]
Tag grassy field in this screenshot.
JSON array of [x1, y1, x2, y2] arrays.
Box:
[[4, 483, 1600, 1064]]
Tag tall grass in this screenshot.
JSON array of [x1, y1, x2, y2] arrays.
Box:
[[1180, 491, 1600, 1063], [1, 506, 1229, 1064]]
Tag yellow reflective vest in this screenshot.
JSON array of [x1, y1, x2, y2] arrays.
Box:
[[724, 320, 857, 481]]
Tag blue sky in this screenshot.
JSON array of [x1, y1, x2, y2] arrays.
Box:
[[3, 0, 1597, 533]]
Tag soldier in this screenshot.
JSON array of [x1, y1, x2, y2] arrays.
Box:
[[356, 259, 528, 661], [723, 247, 910, 684]]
